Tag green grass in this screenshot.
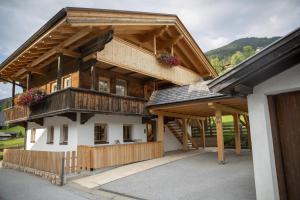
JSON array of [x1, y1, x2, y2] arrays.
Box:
[[0, 137, 25, 149], [1, 126, 25, 136]]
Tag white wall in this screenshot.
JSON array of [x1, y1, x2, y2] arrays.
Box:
[[27, 113, 147, 151], [164, 126, 182, 152], [248, 63, 300, 200]]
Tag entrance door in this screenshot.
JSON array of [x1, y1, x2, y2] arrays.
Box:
[[268, 91, 300, 200]]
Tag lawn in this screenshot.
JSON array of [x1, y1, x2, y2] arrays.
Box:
[[1, 126, 25, 137], [0, 137, 25, 149]]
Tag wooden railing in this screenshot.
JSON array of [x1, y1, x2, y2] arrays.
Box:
[[78, 142, 163, 170], [3, 149, 64, 175], [3, 87, 147, 123]]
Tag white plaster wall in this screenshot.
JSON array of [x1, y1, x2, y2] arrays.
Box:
[[164, 126, 182, 152], [27, 113, 147, 151], [27, 115, 78, 152], [248, 63, 300, 200]]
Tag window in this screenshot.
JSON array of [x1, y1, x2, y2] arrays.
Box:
[[47, 126, 54, 144], [51, 81, 58, 93], [30, 128, 36, 143], [99, 77, 110, 93], [123, 125, 132, 142], [63, 76, 72, 89], [60, 124, 68, 145], [94, 124, 108, 144], [116, 79, 127, 96]]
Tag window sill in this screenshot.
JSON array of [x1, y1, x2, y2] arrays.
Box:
[[47, 142, 54, 145], [30, 141, 35, 143], [59, 142, 68, 145], [123, 140, 134, 143]]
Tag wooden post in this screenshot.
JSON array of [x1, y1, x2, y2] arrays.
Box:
[[110, 75, 116, 94], [201, 120, 206, 149], [215, 110, 225, 164], [57, 55, 62, 91], [153, 35, 157, 55], [157, 114, 164, 153], [90, 65, 96, 90], [11, 81, 15, 106], [208, 117, 213, 136], [182, 118, 188, 150], [233, 114, 241, 155], [26, 71, 31, 91], [244, 115, 252, 150]]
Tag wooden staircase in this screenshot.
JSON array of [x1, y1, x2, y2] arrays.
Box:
[[166, 120, 198, 150]]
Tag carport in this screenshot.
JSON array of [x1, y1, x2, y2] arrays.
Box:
[[147, 82, 250, 163]]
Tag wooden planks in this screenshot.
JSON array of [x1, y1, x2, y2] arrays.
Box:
[[3, 149, 64, 176], [233, 114, 241, 155], [97, 37, 201, 85], [77, 142, 163, 169]]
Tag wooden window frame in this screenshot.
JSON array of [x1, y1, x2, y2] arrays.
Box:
[[50, 81, 58, 93], [116, 79, 127, 96], [59, 124, 68, 145], [94, 123, 108, 144], [63, 75, 72, 89], [30, 128, 36, 143], [98, 77, 110, 93], [123, 124, 133, 142], [46, 126, 54, 144]]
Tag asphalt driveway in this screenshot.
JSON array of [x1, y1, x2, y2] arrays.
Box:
[[100, 150, 256, 200]]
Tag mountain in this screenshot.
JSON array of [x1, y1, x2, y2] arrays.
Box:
[[206, 37, 281, 74]]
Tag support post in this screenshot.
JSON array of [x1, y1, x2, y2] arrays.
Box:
[[233, 114, 241, 155], [153, 35, 157, 55], [26, 71, 31, 91], [182, 118, 188, 150], [11, 81, 15, 106], [91, 65, 96, 90], [201, 120, 206, 149], [244, 115, 252, 150], [157, 114, 164, 153], [57, 55, 62, 91], [215, 110, 225, 164]]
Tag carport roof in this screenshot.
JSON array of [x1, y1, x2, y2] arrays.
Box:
[[146, 82, 225, 107]]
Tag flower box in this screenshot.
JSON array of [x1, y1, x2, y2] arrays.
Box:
[[15, 89, 46, 107], [157, 53, 180, 67]]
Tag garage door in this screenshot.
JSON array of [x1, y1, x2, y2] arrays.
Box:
[[269, 91, 300, 200]]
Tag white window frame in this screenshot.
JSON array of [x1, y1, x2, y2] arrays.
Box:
[[98, 77, 110, 93], [59, 124, 68, 145], [116, 79, 127, 96], [94, 123, 108, 144], [51, 81, 58, 93], [63, 76, 72, 89]]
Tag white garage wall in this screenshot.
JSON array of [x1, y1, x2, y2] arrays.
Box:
[[248, 63, 300, 200], [27, 113, 147, 151]]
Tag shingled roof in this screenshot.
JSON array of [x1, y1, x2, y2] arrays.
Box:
[[147, 82, 225, 107]]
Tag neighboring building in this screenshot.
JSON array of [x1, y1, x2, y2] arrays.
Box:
[[0, 8, 217, 153], [209, 28, 300, 200]]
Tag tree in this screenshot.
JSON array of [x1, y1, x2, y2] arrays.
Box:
[[209, 56, 224, 74], [230, 51, 245, 65], [243, 45, 255, 59]]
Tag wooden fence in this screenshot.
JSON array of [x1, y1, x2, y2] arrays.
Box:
[[78, 142, 163, 170]]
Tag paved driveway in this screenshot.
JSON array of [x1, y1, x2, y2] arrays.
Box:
[[100, 150, 256, 200], [0, 168, 107, 200]]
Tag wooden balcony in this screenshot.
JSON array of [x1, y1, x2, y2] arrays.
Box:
[[3, 88, 147, 124]]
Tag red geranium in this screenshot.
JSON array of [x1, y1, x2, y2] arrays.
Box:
[[15, 88, 46, 107]]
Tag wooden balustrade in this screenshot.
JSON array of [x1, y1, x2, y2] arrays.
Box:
[[78, 142, 164, 170], [3, 87, 147, 123]]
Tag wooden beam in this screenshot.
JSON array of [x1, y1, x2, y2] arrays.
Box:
[[151, 110, 204, 120], [157, 35, 183, 50], [139, 26, 168, 43], [91, 65, 96, 90], [215, 110, 225, 164], [157, 114, 164, 154], [233, 114, 241, 155], [11, 81, 15, 106], [57, 55, 62, 90], [208, 102, 248, 115], [26, 71, 31, 91], [24, 67, 46, 76], [182, 118, 188, 150], [57, 48, 81, 58], [153, 35, 157, 55]]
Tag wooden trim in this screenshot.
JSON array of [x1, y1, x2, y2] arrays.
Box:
[[151, 110, 204, 120], [208, 102, 248, 115]]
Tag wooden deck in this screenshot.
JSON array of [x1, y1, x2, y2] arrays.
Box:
[[4, 87, 147, 123]]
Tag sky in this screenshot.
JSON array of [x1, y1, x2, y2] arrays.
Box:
[[0, 0, 299, 99]]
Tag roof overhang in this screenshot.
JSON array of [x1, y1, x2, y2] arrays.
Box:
[[208, 27, 300, 96], [0, 7, 217, 84]]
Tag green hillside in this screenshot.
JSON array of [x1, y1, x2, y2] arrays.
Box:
[[206, 37, 281, 74]]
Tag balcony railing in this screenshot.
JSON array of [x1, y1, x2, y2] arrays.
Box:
[[4, 87, 147, 123]]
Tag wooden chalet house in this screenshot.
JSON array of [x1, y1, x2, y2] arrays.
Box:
[[0, 8, 217, 154]]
